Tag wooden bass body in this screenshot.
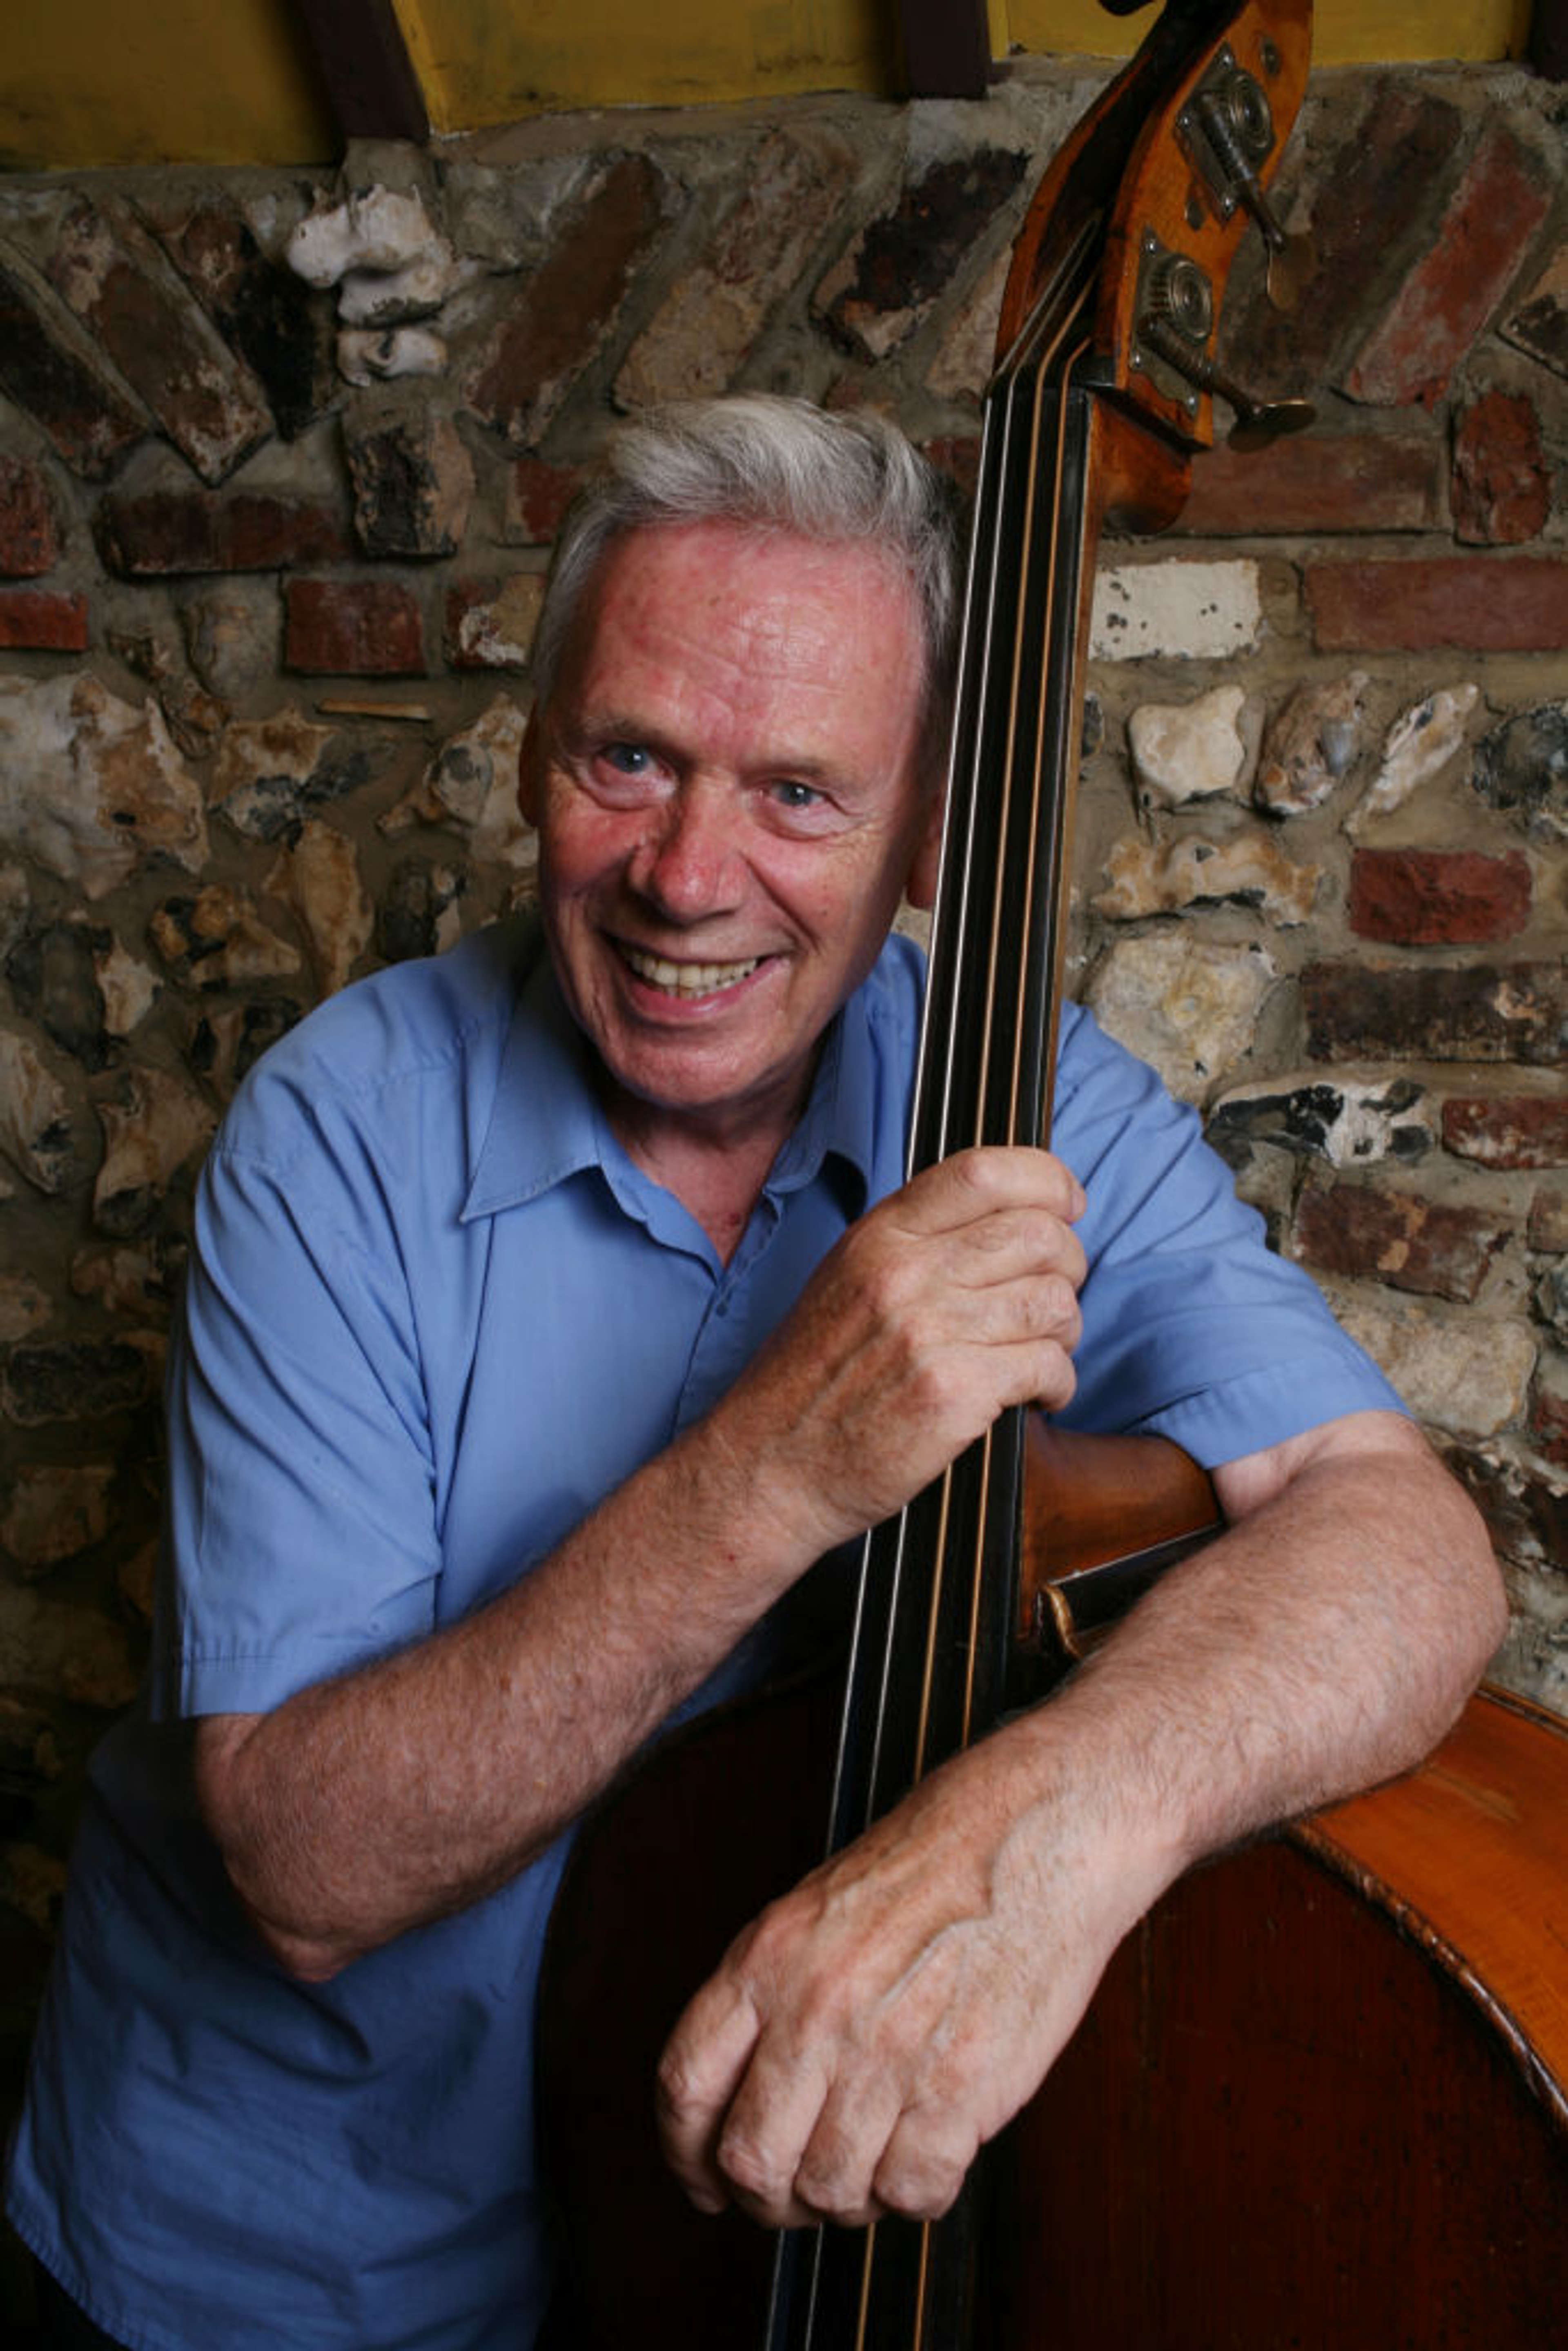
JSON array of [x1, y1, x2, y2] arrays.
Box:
[[538, 1434, 1568, 2348]]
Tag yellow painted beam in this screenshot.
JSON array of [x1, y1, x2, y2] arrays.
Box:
[[0, 0, 335, 171], [0, 0, 1537, 168], [1002, 0, 1533, 63]]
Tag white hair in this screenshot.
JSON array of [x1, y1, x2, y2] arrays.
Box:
[[530, 396, 962, 779]]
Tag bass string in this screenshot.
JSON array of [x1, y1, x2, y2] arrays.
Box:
[[845, 309, 1094, 2351]]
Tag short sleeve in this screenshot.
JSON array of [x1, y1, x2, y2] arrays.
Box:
[[152, 1105, 443, 1723], [1051, 1006, 1405, 1466]]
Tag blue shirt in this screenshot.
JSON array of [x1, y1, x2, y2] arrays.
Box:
[[6, 915, 1402, 2351]]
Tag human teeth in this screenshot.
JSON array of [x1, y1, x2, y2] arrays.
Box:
[[623, 946, 760, 998]]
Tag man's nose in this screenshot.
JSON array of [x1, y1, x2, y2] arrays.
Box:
[[628, 782, 744, 920]]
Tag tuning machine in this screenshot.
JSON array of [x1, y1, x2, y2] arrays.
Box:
[[1131, 237, 1315, 452], [1178, 45, 1316, 314]]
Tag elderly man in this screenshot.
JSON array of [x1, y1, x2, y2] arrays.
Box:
[[7, 397, 1502, 2351]]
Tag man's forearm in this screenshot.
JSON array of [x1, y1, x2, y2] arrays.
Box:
[[192, 1409, 817, 1980]]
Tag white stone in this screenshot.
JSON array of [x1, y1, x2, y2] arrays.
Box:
[[94, 1070, 216, 1221], [287, 184, 441, 287], [383, 696, 535, 871], [1209, 1071, 1437, 1168], [1090, 561, 1262, 661], [1347, 684, 1480, 833], [93, 937, 159, 1037], [0, 1030, 77, 1193], [0, 1463, 115, 1573], [1084, 934, 1278, 1101], [1255, 672, 1369, 815], [1092, 832, 1321, 925], [1328, 1291, 1537, 1439], [1128, 684, 1251, 804], [265, 820, 372, 996], [0, 676, 208, 898], [0, 1582, 139, 1709], [337, 326, 449, 384]]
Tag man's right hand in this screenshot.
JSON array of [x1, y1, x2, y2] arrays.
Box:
[[713, 1144, 1087, 1564]]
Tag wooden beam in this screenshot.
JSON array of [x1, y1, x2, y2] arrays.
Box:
[[897, 0, 992, 96], [293, 0, 430, 146]]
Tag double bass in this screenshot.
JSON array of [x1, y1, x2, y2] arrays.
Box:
[[540, 2, 1568, 2341]]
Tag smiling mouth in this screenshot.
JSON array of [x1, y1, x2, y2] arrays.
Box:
[[620, 944, 763, 1001]]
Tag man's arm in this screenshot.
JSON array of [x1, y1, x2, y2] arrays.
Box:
[[192, 1146, 1088, 1979], [655, 1408, 1506, 2229]]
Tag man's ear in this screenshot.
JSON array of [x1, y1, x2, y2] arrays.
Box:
[[903, 781, 946, 911], [518, 709, 542, 825]]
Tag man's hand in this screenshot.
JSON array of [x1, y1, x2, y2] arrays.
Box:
[[655, 1717, 1145, 2230], [713, 1145, 1087, 1564]]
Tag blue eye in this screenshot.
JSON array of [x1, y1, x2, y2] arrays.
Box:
[[772, 780, 822, 810], [604, 743, 651, 775]]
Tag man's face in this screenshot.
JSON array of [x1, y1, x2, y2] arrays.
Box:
[[520, 519, 941, 1160]]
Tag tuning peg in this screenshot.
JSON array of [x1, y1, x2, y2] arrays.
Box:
[[1192, 84, 1316, 316], [1136, 312, 1316, 451]]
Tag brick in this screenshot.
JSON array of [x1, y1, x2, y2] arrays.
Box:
[[344, 410, 474, 559], [617, 129, 858, 406], [43, 197, 272, 485], [1529, 1188, 1568, 1250], [0, 236, 149, 479], [922, 435, 982, 504], [1225, 81, 1464, 400], [1303, 960, 1566, 1066], [445, 576, 543, 670], [1530, 1381, 1568, 1470], [284, 579, 425, 676], [138, 192, 335, 442], [503, 458, 586, 547], [1450, 1447, 1568, 1573], [472, 156, 681, 450], [1348, 848, 1532, 947], [1177, 432, 1443, 537], [1443, 1095, 1568, 1168], [1451, 388, 1551, 545], [815, 149, 1028, 363], [0, 588, 87, 651], [1341, 125, 1552, 408], [1503, 243, 1568, 381], [0, 456, 62, 576], [1292, 1178, 1507, 1303], [1304, 556, 1568, 653], [97, 490, 347, 576]]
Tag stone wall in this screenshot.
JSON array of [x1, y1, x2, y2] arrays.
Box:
[[0, 55, 1564, 2210]]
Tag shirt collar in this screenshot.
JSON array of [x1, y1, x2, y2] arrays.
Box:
[[462, 933, 887, 1225]]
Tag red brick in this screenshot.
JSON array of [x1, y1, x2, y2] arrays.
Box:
[[0, 455, 62, 576], [504, 458, 586, 546], [0, 588, 87, 651], [1178, 432, 1443, 537], [284, 580, 425, 676], [1341, 125, 1552, 408], [44, 197, 272, 485], [1303, 960, 1566, 1066], [1225, 82, 1464, 400], [1348, 848, 1532, 947], [1451, 388, 1551, 545], [0, 238, 149, 479], [922, 435, 982, 505], [1292, 1179, 1507, 1302], [472, 156, 681, 450], [1304, 555, 1568, 652], [97, 490, 348, 576], [445, 576, 542, 670], [1443, 1096, 1568, 1168], [1528, 1188, 1568, 1249], [1450, 1446, 1568, 1571], [815, 149, 1028, 361], [140, 192, 335, 442], [1527, 1382, 1568, 1471]]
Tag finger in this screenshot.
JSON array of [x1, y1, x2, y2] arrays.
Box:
[[656, 1979, 764, 2213], [896, 1146, 1086, 1239], [870, 2095, 984, 2222]]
